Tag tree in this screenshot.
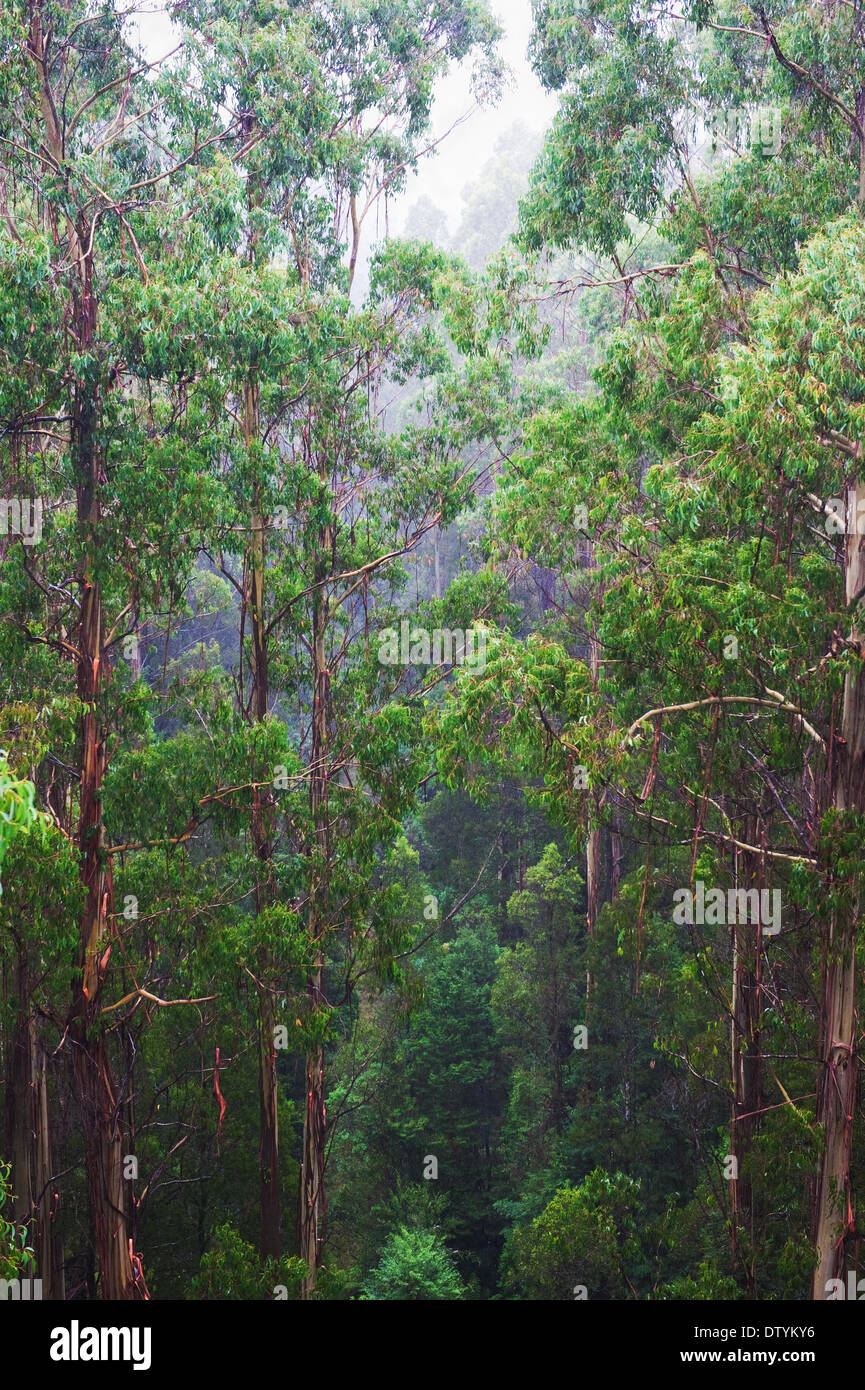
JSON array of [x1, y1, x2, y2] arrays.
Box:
[[0, 0, 239, 1297], [493, 844, 583, 1188], [504, 1169, 643, 1301], [174, 0, 507, 1297], [362, 1224, 466, 1300], [444, 0, 865, 1301]]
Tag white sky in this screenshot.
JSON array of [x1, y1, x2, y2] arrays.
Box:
[[130, 0, 557, 239], [390, 0, 557, 234]]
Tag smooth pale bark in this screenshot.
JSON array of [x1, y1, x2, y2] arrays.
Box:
[[811, 476, 865, 1299]]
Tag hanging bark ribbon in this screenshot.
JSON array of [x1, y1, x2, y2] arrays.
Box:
[[214, 1046, 226, 1154]]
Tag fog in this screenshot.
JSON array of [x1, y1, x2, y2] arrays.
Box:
[[131, 0, 557, 259]]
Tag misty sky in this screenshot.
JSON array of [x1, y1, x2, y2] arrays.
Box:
[[391, 0, 557, 236], [132, 1, 557, 241]]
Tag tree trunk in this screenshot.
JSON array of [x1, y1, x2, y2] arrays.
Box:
[[730, 835, 761, 1300], [70, 262, 135, 1300], [299, 574, 330, 1297], [5, 968, 64, 1298], [585, 824, 600, 1003], [433, 528, 442, 599], [811, 475, 865, 1298], [26, 4, 135, 1301], [71, 571, 135, 1300], [299, 1037, 325, 1297], [610, 806, 624, 899], [585, 594, 602, 1001], [244, 374, 282, 1261], [258, 994, 280, 1260]]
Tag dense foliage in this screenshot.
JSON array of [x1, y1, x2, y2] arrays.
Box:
[[1, 0, 865, 1303]]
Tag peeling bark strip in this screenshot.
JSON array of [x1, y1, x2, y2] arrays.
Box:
[[214, 1046, 227, 1151], [812, 474, 865, 1299]]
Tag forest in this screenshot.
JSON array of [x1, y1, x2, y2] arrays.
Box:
[[0, 0, 864, 1308]]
